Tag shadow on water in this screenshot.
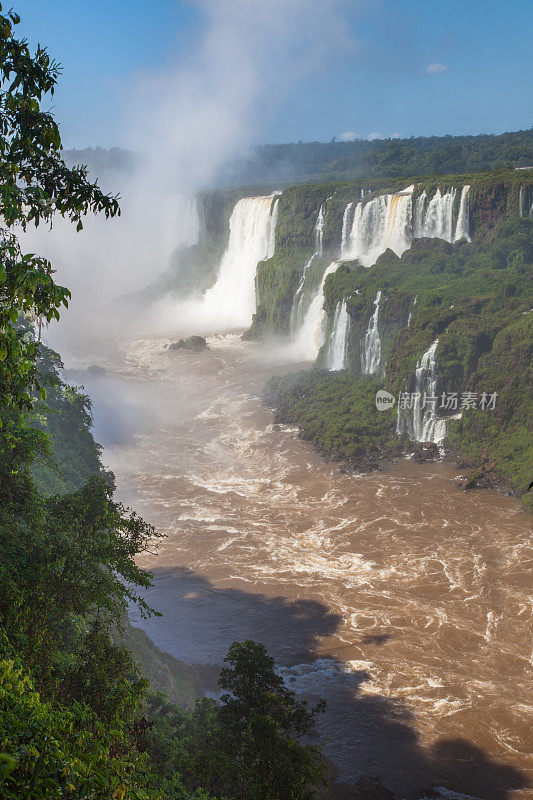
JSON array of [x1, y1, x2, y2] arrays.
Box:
[[131, 566, 529, 800], [131, 565, 342, 666]]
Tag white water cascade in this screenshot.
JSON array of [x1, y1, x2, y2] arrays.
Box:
[[407, 295, 417, 327], [200, 195, 278, 329], [341, 203, 354, 252], [341, 184, 471, 269], [326, 300, 350, 371], [414, 185, 471, 242], [267, 197, 280, 258], [413, 192, 427, 239], [291, 261, 341, 361], [361, 291, 382, 375], [342, 187, 414, 266], [396, 338, 447, 444], [419, 188, 456, 241], [290, 203, 326, 332], [454, 185, 471, 241], [289, 183, 471, 364]]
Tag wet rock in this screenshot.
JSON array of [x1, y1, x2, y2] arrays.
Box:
[[87, 364, 107, 375], [410, 442, 440, 462], [169, 335, 208, 352]]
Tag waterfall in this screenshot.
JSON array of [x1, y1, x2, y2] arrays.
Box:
[[201, 194, 278, 329], [396, 338, 447, 444], [291, 261, 340, 361], [413, 192, 427, 238], [407, 295, 417, 327], [326, 300, 349, 371], [341, 203, 354, 254], [415, 186, 472, 243], [341, 184, 470, 271], [454, 185, 471, 241], [267, 197, 280, 258], [361, 291, 382, 375], [421, 188, 456, 241], [289, 182, 471, 365], [290, 202, 326, 332], [342, 186, 414, 267]]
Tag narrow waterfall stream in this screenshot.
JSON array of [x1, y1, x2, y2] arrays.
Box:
[[326, 300, 349, 371], [454, 185, 471, 242], [291, 260, 340, 361], [397, 338, 448, 444], [361, 290, 382, 375], [290, 202, 326, 332], [70, 331, 533, 800]]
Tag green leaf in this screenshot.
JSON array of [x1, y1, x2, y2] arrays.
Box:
[[0, 753, 19, 778]]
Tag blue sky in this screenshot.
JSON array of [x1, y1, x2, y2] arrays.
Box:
[[18, 0, 533, 148]]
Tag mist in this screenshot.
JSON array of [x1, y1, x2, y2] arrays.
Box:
[[22, 0, 353, 359]]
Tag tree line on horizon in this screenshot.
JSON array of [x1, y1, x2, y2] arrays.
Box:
[[64, 128, 533, 187]]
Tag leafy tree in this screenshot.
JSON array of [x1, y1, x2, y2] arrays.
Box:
[[0, 654, 157, 800], [0, 3, 119, 416], [0, 472, 162, 716], [180, 641, 326, 800]]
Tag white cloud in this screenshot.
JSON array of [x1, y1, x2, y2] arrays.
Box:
[[426, 62, 448, 75], [340, 132, 392, 142]]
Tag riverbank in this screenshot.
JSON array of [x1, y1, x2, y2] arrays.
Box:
[[264, 366, 533, 510]]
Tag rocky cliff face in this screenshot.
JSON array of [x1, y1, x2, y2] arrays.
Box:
[[252, 170, 532, 507]]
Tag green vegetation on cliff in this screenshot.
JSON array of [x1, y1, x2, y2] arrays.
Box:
[[265, 371, 400, 465], [266, 204, 532, 506], [30, 345, 107, 495]]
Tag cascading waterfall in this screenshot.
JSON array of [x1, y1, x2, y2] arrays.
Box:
[[361, 291, 382, 375], [201, 194, 278, 329], [421, 188, 456, 241], [290, 183, 471, 364], [291, 261, 341, 361], [407, 294, 417, 327], [413, 192, 427, 239], [341, 184, 471, 268], [326, 300, 349, 371], [396, 338, 447, 444], [341, 203, 354, 253], [267, 197, 280, 258], [342, 186, 414, 266], [290, 203, 326, 332], [454, 185, 471, 241], [416, 186, 471, 243]]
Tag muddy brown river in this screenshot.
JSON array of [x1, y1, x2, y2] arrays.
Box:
[[68, 332, 532, 800]]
